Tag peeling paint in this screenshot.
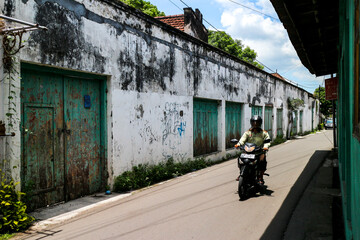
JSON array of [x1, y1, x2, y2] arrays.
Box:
[[2, 0, 321, 191], [4, 0, 14, 16]]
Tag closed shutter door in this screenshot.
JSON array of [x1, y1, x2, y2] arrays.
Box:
[[193, 99, 218, 156]]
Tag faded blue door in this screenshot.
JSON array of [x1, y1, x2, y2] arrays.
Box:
[[264, 106, 273, 139], [225, 102, 241, 149], [300, 110, 303, 133], [21, 64, 106, 208], [292, 111, 298, 135], [64, 76, 102, 200], [21, 69, 64, 209], [193, 99, 218, 156], [277, 109, 283, 137], [252, 106, 263, 117]]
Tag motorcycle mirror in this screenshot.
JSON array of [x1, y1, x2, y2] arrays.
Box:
[[264, 139, 271, 143], [230, 139, 239, 143]]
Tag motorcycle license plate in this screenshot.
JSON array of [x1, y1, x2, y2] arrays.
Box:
[[240, 153, 255, 159]]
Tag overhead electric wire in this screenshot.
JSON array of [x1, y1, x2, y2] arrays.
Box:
[[169, 0, 220, 32], [254, 59, 275, 73], [172, 0, 284, 76], [168, 0, 183, 12], [226, 0, 280, 21]]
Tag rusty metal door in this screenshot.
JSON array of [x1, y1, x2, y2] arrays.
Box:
[[276, 109, 283, 137], [225, 102, 241, 149], [300, 110, 303, 133], [21, 70, 65, 209], [264, 106, 273, 139], [193, 99, 218, 156], [21, 64, 105, 208], [64, 76, 102, 200]]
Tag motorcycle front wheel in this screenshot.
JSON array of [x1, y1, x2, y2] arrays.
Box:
[[238, 176, 246, 200]]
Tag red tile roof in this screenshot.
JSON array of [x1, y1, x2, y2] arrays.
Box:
[[155, 14, 185, 31], [271, 72, 286, 81]]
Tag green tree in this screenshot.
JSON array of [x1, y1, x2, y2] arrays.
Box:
[[208, 30, 264, 69], [314, 86, 332, 117], [119, 0, 165, 17]]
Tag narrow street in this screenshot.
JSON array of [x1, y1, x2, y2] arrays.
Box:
[[23, 131, 333, 240]]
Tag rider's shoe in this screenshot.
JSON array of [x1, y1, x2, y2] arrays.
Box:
[[236, 176, 240, 181]]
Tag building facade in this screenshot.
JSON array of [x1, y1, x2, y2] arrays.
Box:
[[0, 0, 319, 208], [270, 0, 360, 238]]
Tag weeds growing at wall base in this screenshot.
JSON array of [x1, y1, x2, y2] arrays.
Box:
[[113, 157, 227, 193], [0, 167, 34, 234]]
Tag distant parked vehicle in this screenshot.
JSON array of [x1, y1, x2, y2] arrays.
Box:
[[325, 119, 333, 129]]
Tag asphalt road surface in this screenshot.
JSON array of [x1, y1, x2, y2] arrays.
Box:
[[23, 130, 334, 240]]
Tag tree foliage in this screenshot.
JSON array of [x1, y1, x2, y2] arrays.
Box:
[[208, 30, 264, 69], [287, 98, 305, 111], [119, 0, 165, 17], [314, 86, 332, 117]]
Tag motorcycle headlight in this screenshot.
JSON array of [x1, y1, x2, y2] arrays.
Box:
[[244, 145, 255, 152]]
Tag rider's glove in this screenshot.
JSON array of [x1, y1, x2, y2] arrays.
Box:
[[263, 147, 269, 151], [235, 144, 240, 148]]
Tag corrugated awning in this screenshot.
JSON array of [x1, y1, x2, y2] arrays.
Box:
[[270, 0, 339, 76]]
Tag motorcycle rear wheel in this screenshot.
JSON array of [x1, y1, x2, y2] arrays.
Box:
[[238, 176, 246, 200]]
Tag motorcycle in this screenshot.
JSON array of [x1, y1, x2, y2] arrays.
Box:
[[231, 138, 270, 200]]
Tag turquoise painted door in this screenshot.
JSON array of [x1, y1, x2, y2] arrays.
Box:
[[264, 107, 273, 139], [21, 70, 64, 209], [252, 106, 263, 117], [225, 102, 241, 149], [300, 110, 303, 133], [21, 64, 106, 208], [292, 111, 298, 135], [277, 109, 283, 137], [193, 99, 218, 156], [64, 76, 102, 200], [311, 106, 314, 131]]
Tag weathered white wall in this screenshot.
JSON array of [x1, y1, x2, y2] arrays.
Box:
[[1, 0, 320, 185]]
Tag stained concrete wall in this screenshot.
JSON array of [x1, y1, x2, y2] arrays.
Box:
[[0, 0, 320, 185]]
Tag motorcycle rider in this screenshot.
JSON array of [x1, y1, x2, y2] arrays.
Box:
[[235, 115, 271, 185]]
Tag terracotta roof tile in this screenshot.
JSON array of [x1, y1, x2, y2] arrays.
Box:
[[271, 73, 286, 81], [155, 14, 185, 31]]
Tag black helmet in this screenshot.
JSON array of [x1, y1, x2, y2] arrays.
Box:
[[250, 115, 262, 128]]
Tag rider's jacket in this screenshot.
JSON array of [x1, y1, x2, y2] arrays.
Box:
[[238, 128, 271, 149]]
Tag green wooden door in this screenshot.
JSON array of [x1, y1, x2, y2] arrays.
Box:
[[311, 106, 314, 131], [21, 64, 106, 208], [21, 70, 65, 209], [277, 109, 283, 137], [300, 110, 303, 133], [193, 99, 218, 156], [252, 106, 263, 117], [64, 76, 102, 200], [264, 106, 273, 139], [292, 111, 298, 135], [225, 102, 241, 149]]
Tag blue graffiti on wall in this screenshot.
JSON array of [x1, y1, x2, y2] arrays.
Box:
[[177, 122, 186, 137], [161, 102, 187, 144]]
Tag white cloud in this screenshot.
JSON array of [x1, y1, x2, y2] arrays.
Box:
[[215, 0, 320, 92]]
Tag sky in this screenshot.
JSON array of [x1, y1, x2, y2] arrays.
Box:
[[150, 0, 327, 93]]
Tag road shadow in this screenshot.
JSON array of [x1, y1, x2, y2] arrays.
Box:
[[260, 150, 331, 240], [238, 185, 274, 201]]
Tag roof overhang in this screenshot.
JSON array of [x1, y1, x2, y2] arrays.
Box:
[[270, 0, 339, 76]]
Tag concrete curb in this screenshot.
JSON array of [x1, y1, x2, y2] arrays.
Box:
[[29, 193, 131, 231]]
